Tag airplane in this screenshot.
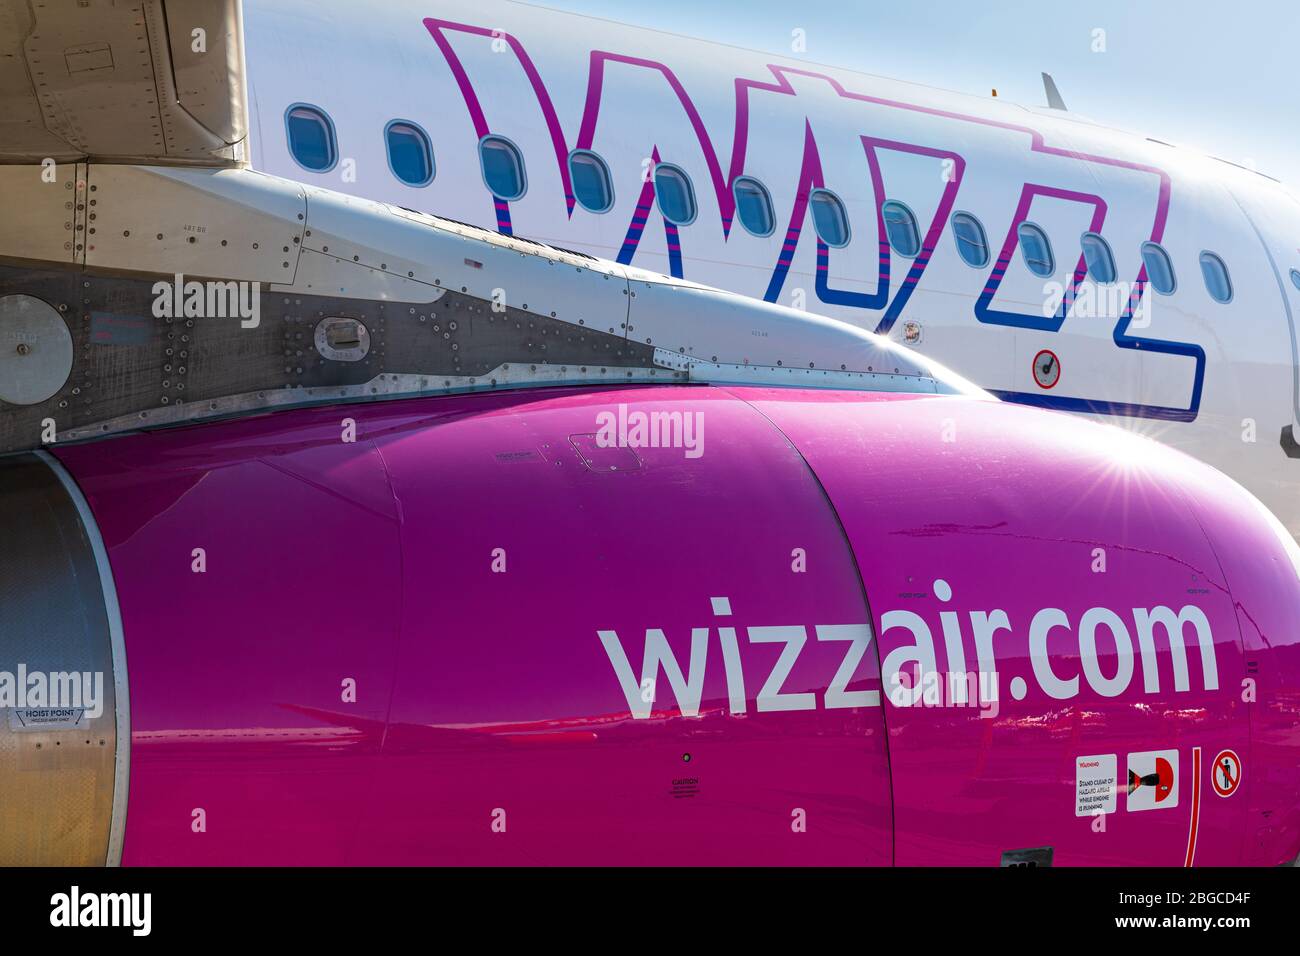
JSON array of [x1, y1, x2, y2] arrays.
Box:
[[0, 0, 1298, 869], [237, 0, 1300, 542]]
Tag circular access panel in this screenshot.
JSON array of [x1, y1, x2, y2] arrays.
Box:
[[0, 294, 74, 405]]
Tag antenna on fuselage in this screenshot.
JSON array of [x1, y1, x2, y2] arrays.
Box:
[[1041, 72, 1067, 110]]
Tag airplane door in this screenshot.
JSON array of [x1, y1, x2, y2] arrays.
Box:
[[1225, 180, 1300, 444]]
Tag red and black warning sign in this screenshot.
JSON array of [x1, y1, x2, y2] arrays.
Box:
[[1032, 349, 1061, 390], [1126, 750, 1178, 811], [1211, 749, 1242, 798]]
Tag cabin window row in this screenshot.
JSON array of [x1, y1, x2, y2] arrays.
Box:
[[287, 104, 438, 185], [285, 106, 1240, 304], [948, 212, 1233, 304], [284, 107, 755, 234]]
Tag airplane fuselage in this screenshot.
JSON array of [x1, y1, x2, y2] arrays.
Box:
[[4, 0, 1300, 871], [243, 0, 1300, 536]]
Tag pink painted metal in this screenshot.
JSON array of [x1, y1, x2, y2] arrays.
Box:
[[52, 383, 1300, 865], [739, 387, 1289, 865]]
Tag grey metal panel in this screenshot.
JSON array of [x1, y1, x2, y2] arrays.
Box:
[[0, 0, 248, 165], [0, 294, 74, 405], [0, 264, 664, 454], [0, 452, 120, 865]]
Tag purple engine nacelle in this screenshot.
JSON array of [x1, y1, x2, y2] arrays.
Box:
[[4, 383, 1299, 866]]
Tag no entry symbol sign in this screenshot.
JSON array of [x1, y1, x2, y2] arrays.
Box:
[[1212, 749, 1242, 798]]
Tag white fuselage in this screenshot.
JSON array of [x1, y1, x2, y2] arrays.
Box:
[[243, 0, 1300, 536]]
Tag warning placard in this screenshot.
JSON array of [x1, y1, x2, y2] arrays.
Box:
[[1212, 749, 1241, 798], [6, 707, 87, 732], [1075, 754, 1117, 817], [1127, 749, 1179, 811]]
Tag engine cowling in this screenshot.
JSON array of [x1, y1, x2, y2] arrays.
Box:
[[7, 383, 1294, 866]]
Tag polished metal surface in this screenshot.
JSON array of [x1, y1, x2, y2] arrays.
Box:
[[0, 453, 121, 865], [38, 451, 130, 867]]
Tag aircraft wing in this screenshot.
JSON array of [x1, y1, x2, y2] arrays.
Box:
[[0, 0, 247, 166]]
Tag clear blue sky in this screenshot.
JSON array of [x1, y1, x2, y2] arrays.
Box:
[[528, 0, 1299, 188]]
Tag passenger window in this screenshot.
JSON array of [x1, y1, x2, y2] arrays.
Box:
[[285, 104, 337, 173], [809, 189, 850, 247], [732, 177, 775, 237], [1199, 251, 1233, 304], [479, 136, 527, 201], [951, 212, 989, 268], [1290, 268, 1300, 292], [1141, 242, 1177, 295], [1017, 222, 1055, 278], [1080, 233, 1117, 283], [881, 201, 921, 257], [568, 150, 614, 213], [385, 121, 434, 186], [653, 164, 697, 225]]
